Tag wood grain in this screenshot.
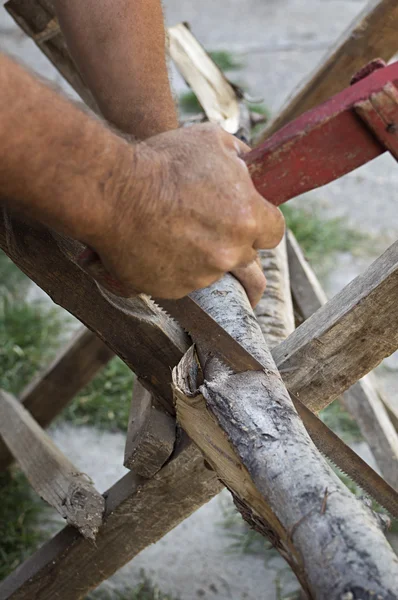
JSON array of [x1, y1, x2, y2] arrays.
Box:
[[0, 440, 222, 600], [287, 229, 398, 489], [0, 389, 104, 539], [0, 327, 114, 471], [124, 381, 176, 478], [174, 274, 398, 599]]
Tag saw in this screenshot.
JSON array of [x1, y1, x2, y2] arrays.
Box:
[[78, 59, 398, 517]]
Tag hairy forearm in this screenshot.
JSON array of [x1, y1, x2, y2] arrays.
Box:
[[0, 54, 133, 245], [54, 0, 178, 139]]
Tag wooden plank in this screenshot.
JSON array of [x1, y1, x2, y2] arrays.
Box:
[[0, 328, 114, 471], [381, 391, 398, 431], [341, 375, 398, 490], [256, 0, 398, 142], [0, 389, 105, 539], [286, 230, 327, 320], [0, 440, 221, 600], [20, 327, 113, 429], [286, 229, 398, 489], [168, 23, 241, 134], [124, 381, 176, 478], [274, 237, 398, 412]]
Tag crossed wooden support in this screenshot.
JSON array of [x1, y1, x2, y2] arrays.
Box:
[[2, 1, 398, 598]]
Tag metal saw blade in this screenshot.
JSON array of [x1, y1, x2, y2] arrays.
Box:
[[157, 294, 398, 518]]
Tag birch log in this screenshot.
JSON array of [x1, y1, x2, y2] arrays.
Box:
[[173, 273, 398, 599]]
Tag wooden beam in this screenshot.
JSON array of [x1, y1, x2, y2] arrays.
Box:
[[274, 237, 398, 412], [20, 327, 113, 428], [0, 440, 222, 600], [341, 375, 398, 490], [0, 389, 105, 539], [124, 381, 176, 478], [286, 229, 398, 490], [0, 328, 114, 471], [255, 0, 398, 142]]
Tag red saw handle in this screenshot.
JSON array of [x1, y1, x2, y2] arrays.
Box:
[[78, 59, 398, 296]]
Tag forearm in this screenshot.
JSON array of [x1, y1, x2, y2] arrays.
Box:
[[54, 0, 178, 139], [0, 54, 133, 245]]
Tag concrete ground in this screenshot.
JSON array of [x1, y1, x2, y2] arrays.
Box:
[[1, 1, 398, 598]]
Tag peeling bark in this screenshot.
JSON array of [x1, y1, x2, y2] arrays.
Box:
[[173, 273, 398, 599]]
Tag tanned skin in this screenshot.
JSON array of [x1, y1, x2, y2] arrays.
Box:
[[0, 54, 284, 299], [53, 0, 283, 306]]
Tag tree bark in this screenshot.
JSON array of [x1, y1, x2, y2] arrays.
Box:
[[173, 270, 398, 599]]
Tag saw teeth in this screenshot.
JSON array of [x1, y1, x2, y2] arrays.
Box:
[[320, 450, 394, 518]]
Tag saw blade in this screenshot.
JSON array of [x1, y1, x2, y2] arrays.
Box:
[[158, 294, 398, 518]]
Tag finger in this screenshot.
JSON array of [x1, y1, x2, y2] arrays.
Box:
[[252, 197, 285, 249], [232, 259, 267, 308], [219, 129, 252, 157]]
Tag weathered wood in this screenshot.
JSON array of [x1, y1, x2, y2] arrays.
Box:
[[0, 440, 222, 600], [0, 389, 104, 539], [0, 212, 189, 414], [168, 23, 241, 134], [3, 8, 398, 595], [275, 237, 398, 412], [287, 229, 398, 490], [0, 328, 114, 474], [382, 390, 398, 432], [256, 0, 398, 142], [124, 380, 176, 478], [341, 375, 398, 490], [174, 275, 398, 599], [286, 230, 328, 320], [255, 238, 295, 346], [20, 327, 113, 429]]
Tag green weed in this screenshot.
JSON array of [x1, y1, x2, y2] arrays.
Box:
[[60, 357, 134, 431], [0, 296, 66, 396], [281, 204, 365, 273], [0, 470, 44, 580]]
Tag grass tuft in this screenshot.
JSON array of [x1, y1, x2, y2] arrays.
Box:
[[0, 470, 44, 580], [320, 400, 362, 443], [281, 204, 365, 272], [0, 296, 67, 397], [209, 50, 244, 72], [60, 357, 134, 431]]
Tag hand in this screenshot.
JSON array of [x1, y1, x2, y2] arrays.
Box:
[[91, 123, 285, 300], [232, 257, 267, 308]]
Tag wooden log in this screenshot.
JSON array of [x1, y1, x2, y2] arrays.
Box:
[[256, 0, 398, 142], [287, 229, 398, 490], [255, 238, 295, 346], [0, 440, 222, 600], [124, 381, 176, 478], [173, 275, 398, 599], [0, 389, 105, 539]]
